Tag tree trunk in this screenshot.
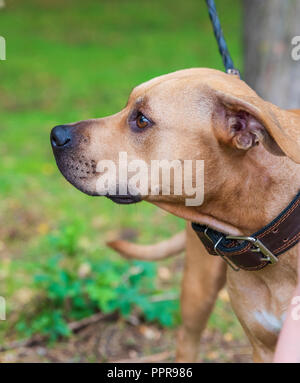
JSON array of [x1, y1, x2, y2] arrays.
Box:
[[243, 0, 300, 109]]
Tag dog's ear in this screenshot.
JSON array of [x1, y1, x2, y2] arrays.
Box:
[[212, 90, 300, 163]]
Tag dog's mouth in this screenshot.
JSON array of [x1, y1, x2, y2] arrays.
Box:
[[50, 127, 144, 204], [106, 195, 142, 205]]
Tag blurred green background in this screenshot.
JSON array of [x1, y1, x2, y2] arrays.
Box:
[[0, 0, 248, 362]]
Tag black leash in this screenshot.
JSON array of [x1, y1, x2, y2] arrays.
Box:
[[205, 0, 240, 77]]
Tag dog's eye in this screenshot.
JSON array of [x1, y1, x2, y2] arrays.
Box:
[[129, 111, 153, 132], [136, 113, 150, 129]]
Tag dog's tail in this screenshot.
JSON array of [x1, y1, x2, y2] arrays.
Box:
[[107, 231, 186, 261]]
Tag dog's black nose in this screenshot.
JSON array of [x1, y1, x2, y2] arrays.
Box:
[[51, 125, 72, 148]]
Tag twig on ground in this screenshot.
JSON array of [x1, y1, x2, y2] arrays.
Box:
[[68, 312, 115, 332], [0, 334, 47, 352], [0, 311, 115, 352], [111, 350, 174, 363], [149, 293, 178, 302]]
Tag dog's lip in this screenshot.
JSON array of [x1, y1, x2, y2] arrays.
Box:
[[106, 195, 142, 205]]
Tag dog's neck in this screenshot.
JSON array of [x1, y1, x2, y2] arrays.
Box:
[[201, 145, 300, 236], [152, 146, 299, 237]]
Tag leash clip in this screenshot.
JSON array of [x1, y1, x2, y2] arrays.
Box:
[[226, 68, 240, 77], [226, 235, 278, 265]]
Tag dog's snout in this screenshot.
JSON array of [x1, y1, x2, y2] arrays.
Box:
[[51, 125, 72, 148]]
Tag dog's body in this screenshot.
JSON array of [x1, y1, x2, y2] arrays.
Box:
[[51, 68, 300, 362]]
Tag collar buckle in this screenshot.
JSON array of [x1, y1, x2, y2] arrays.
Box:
[[213, 236, 240, 272], [226, 235, 278, 265]]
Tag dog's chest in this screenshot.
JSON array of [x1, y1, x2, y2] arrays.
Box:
[[226, 250, 298, 350]]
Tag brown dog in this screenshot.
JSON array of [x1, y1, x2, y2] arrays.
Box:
[[51, 68, 300, 362]]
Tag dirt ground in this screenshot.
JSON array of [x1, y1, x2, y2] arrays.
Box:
[[0, 316, 252, 363]]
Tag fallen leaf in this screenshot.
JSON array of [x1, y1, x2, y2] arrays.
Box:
[[219, 288, 230, 302], [36, 223, 49, 235], [224, 332, 233, 342], [78, 263, 91, 278], [158, 267, 171, 281]]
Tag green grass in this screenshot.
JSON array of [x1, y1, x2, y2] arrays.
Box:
[[0, 0, 242, 345]]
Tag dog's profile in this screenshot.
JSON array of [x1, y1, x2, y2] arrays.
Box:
[[51, 68, 300, 362]]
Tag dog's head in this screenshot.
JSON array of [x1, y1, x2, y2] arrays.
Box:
[[51, 68, 300, 225]]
